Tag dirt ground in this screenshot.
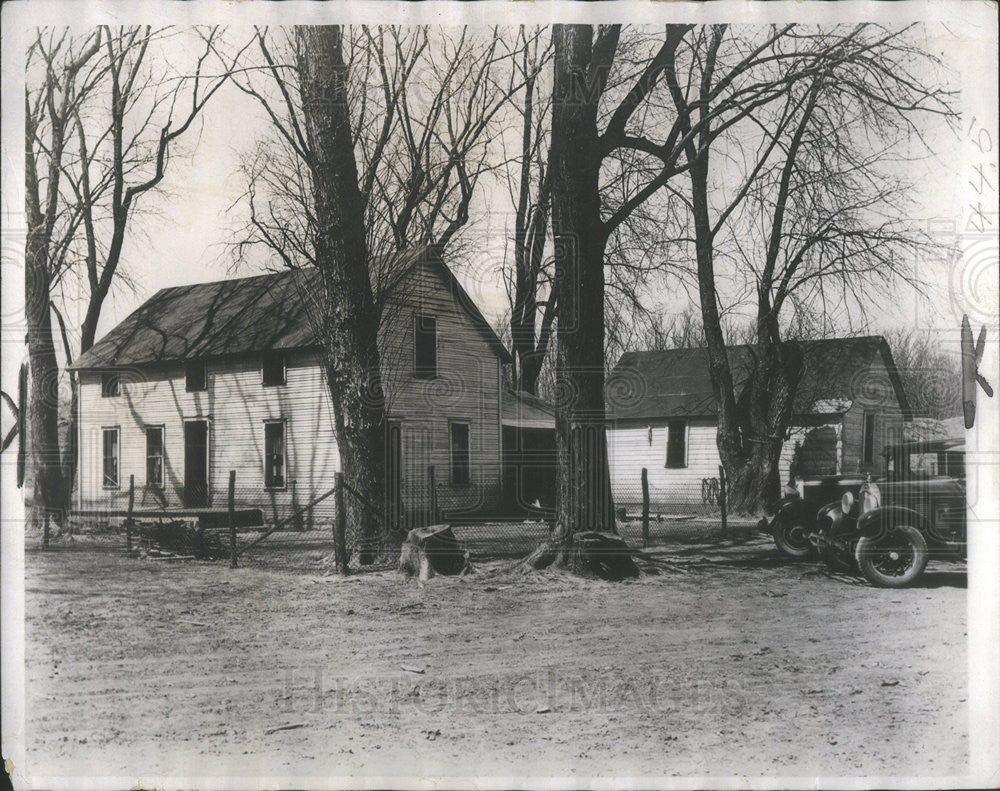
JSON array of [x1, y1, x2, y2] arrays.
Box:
[[22, 535, 967, 784]]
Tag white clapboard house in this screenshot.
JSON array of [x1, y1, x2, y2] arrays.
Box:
[[70, 249, 511, 525], [605, 336, 911, 504]]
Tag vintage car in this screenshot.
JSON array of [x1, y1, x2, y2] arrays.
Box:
[[810, 437, 966, 587], [761, 476, 868, 558]]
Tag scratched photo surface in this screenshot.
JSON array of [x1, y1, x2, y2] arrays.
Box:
[[1, 2, 998, 789]]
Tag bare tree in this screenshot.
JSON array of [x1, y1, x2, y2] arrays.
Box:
[[56, 26, 241, 496], [25, 26, 239, 527], [294, 26, 386, 565], [501, 27, 556, 396], [25, 29, 104, 525], [227, 26, 530, 558], [884, 327, 962, 421], [656, 24, 956, 510]]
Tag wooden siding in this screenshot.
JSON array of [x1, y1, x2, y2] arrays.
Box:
[[840, 354, 905, 475], [76, 261, 503, 522], [609, 354, 905, 502], [608, 418, 720, 504], [378, 260, 503, 515], [77, 349, 341, 524]]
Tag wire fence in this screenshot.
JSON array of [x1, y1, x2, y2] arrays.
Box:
[[33, 467, 760, 571]]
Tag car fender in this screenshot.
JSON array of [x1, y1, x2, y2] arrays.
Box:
[[769, 496, 813, 524], [857, 506, 929, 540]]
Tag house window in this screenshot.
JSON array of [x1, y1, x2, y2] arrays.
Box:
[[102, 428, 119, 488], [262, 352, 286, 387], [101, 372, 120, 397], [862, 412, 876, 465], [414, 314, 437, 379], [449, 421, 470, 485], [185, 360, 207, 392], [264, 421, 286, 488], [665, 420, 687, 469], [146, 427, 164, 488]]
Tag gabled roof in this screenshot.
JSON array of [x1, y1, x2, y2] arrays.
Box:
[[606, 336, 911, 422], [71, 249, 511, 370], [502, 389, 556, 429]]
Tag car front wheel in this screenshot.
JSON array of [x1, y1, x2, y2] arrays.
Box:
[[773, 518, 814, 558], [855, 523, 929, 588]]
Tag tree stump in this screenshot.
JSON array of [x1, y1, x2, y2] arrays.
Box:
[[398, 524, 469, 581], [571, 531, 639, 580]]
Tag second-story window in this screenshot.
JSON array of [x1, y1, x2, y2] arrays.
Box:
[[101, 372, 120, 397], [185, 360, 207, 392], [414, 314, 437, 379], [262, 351, 286, 387]]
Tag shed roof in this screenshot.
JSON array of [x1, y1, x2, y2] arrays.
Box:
[[606, 336, 911, 421], [71, 250, 511, 370], [502, 389, 556, 429]]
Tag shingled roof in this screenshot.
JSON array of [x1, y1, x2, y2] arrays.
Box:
[[71, 250, 511, 370], [606, 336, 911, 421]]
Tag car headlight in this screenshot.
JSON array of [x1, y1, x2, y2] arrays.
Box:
[[841, 491, 854, 514], [861, 482, 880, 514]]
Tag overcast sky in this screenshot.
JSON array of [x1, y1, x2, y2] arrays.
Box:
[[4, 6, 996, 369]]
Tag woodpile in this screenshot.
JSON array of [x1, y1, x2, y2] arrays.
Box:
[[134, 520, 231, 560]]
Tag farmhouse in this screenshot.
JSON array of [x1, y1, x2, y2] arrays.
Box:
[[605, 336, 912, 504], [69, 249, 511, 526]]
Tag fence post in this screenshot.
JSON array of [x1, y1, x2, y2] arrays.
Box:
[[641, 467, 650, 549], [228, 470, 237, 568], [126, 474, 135, 553], [718, 464, 728, 537], [333, 472, 350, 575], [428, 465, 438, 524]]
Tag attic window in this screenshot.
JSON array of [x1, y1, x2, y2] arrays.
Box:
[[101, 372, 120, 398], [414, 314, 437, 379], [185, 360, 207, 392], [262, 352, 286, 387]]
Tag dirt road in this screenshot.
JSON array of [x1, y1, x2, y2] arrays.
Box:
[[22, 537, 967, 783]]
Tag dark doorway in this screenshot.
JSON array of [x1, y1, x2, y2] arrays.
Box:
[[184, 420, 209, 507], [386, 421, 402, 530]]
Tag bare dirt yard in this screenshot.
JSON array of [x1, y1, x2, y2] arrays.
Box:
[[23, 535, 967, 784]]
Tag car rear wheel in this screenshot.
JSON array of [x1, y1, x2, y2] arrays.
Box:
[[855, 524, 928, 588], [773, 518, 814, 558]]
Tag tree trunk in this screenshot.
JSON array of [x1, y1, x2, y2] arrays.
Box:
[[24, 231, 66, 526], [296, 26, 390, 563], [547, 24, 616, 560], [721, 340, 804, 513], [687, 118, 805, 515]]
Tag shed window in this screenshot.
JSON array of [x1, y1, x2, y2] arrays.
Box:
[[862, 412, 876, 465], [665, 420, 687, 469], [185, 360, 207, 392], [146, 427, 164, 488], [414, 314, 437, 379], [102, 428, 119, 488], [450, 422, 470, 485], [101, 372, 120, 397], [262, 352, 286, 387], [264, 421, 286, 488]]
